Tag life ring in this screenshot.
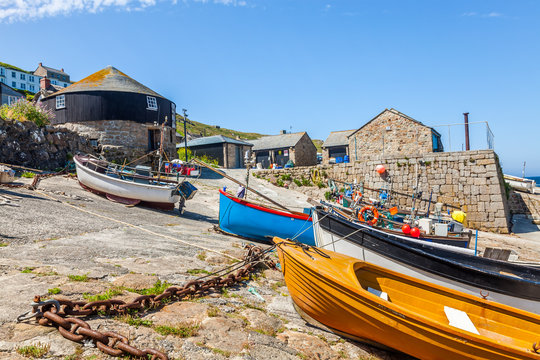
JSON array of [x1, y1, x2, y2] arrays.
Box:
[[353, 191, 362, 202], [358, 206, 379, 226]]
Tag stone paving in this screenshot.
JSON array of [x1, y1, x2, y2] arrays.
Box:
[[0, 170, 412, 360]]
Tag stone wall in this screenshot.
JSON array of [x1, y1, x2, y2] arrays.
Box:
[[348, 109, 436, 160], [0, 118, 94, 170], [292, 133, 317, 166], [57, 120, 177, 163], [255, 149, 511, 233], [508, 191, 540, 221]]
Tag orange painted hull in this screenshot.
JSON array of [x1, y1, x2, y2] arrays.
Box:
[[274, 238, 540, 360]]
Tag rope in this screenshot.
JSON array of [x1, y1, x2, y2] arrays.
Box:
[[290, 212, 329, 241], [34, 190, 242, 261]]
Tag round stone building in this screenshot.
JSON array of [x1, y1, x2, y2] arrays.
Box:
[[41, 65, 177, 162]]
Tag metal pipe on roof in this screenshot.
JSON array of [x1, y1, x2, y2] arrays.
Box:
[[463, 112, 470, 151]]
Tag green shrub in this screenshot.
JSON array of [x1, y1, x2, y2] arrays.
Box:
[[0, 99, 54, 127], [21, 171, 35, 178], [293, 179, 302, 187], [276, 179, 284, 187], [301, 176, 311, 186], [281, 173, 292, 181], [316, 181, 326, 189], [324, 191, 332, 200]]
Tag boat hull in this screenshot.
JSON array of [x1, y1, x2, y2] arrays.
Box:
[[275, 238, 540, 360], [218, 190, 315, 245], [74, 156, 180, 209], [313, 208, 540, 314]]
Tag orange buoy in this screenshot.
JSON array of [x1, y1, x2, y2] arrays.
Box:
[[376, 164, 386, 174]]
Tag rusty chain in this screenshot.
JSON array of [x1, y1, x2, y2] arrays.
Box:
[[18, 244, 276, 359]]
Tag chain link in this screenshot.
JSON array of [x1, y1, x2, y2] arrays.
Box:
[[20, 244, 276, 359]]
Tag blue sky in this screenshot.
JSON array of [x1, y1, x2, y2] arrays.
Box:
[[1, 0, 539, 175]]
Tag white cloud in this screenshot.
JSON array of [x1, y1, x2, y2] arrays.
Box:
[[461, 11, 503, 18], [0, 0, 246, 23]]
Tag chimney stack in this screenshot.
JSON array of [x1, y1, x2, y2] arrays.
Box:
[[280, 130, 287, 135], [61, 68, 64, 72], [463, 112, 470, 151], [39, 62, 42, 66], [40, 77, 50, 90]]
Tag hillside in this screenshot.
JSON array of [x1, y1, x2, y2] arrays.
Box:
[[176, 116, 264, 140], [175, 115, 323, 151]]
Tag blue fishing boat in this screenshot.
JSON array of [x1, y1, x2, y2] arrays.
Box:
[[218, 189, 315, 245]]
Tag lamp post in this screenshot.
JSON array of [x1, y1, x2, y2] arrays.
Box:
[[182, 108, 188, 162]]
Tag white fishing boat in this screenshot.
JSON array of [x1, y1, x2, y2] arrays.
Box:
[[74, 155, 196, 211], [504, 174, 537, 194], [312, 208, 540, 314]]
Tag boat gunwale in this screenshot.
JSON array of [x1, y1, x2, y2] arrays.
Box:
[[219, 189, 311, 221], [275, 238, 540, 358], [75, 155, 179, 192], [317, 208, 540, 285]]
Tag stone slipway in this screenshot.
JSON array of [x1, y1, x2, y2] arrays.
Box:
[[0, 171, 411, 360]]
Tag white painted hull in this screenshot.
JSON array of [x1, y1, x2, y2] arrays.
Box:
[[74, 156, 180, 204], [312, 211, 540, 314]]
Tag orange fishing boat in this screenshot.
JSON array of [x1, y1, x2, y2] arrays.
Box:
[[273, 237, 540, 360]]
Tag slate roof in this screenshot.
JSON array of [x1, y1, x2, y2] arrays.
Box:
[[322, 129, 355, 148], [177, 135, 253, 148], [46, 66, 164, 99], [40, 65, 68, 75], [348, 108, 440, 138], [250, 132, 306, 151]]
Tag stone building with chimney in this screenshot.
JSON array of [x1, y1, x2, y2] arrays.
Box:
[[348, 108, 443, 161]]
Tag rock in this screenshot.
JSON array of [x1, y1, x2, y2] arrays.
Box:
[[193, 316, 249, 354], [277, 330, 339, 360], [241, 308, 282, 335], [112, 273, 158, 290], [148, 301, 209, 326]]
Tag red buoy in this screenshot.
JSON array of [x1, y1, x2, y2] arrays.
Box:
[[401, 224, 411, 234], [376, 164, 386, 174], [410, 227, 421, 238]]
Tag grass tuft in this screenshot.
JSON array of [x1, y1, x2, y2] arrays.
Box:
[[48, 287, 61, 295], [67, 273, 89, 282], [16, 342, 50, 358], [154, 323, 200, 337]]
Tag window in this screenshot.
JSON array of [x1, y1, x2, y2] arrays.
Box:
[[147, 96, 158, 110], [20, 83, 25, 90], [11, 71, 15, 77], [29, 85, 34, 91], [8, 96, 18, 105], [29, 75, 34, 82], [12, 81, 16, 87], [0, 78, 4, 84], [51, 80, 58, 85], [56, 94, 65, 109], [20, 74, 25, 80], [0, 67, 4, 76], [63, 84, 67, 87]]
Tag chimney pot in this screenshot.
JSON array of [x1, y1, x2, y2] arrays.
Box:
[[39, 62, 42, 66], [61, 68, 64, 72]]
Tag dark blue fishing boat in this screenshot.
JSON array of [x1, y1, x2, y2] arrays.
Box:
[[218, 190, 315, 245]]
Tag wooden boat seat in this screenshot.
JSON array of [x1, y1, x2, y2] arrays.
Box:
[[353, 262, 537, 348]]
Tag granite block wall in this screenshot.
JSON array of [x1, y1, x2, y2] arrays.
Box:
[[255, 149, 511, 233]]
